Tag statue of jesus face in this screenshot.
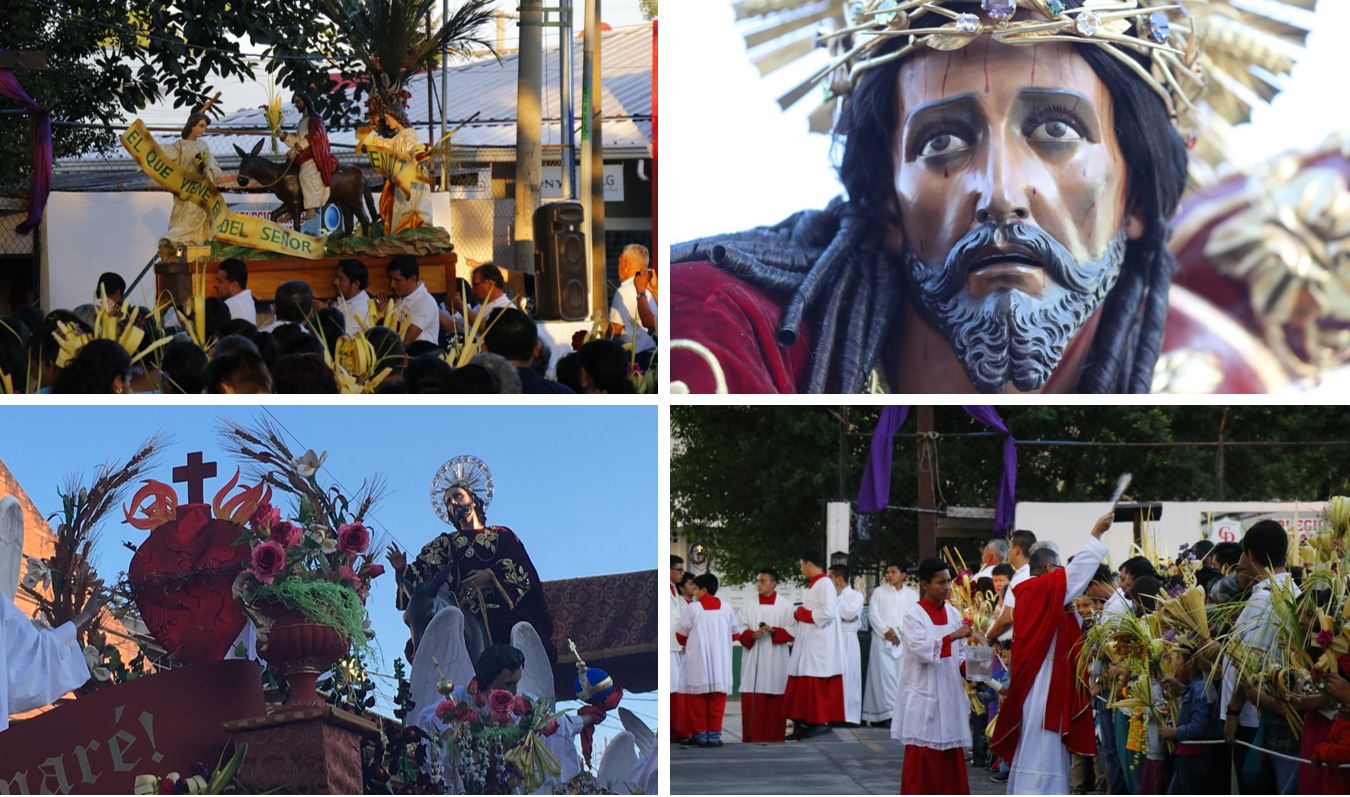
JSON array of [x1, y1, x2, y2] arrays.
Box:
[[886, 35, 1139, 393]]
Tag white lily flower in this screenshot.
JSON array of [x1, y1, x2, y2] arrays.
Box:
[[294, 449, 328, 478], [320, 537, 339, 555], [21, 557, 51, 591]]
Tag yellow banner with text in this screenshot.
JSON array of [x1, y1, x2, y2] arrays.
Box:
[[120, 119, 327, 259]]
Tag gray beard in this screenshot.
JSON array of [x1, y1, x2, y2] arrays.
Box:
[[900, 226, 1127, 392]]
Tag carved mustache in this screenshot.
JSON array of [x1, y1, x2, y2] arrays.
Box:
[[916, 223, 1125, 302]]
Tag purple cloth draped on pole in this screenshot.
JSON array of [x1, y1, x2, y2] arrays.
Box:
[[961, 405, 1017, 535], [854, 406, 1018, 535], [856, 406, 910, 513], [0, 67, 53, 234]]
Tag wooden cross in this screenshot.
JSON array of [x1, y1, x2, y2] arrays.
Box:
[[173, 451, 218, 505]]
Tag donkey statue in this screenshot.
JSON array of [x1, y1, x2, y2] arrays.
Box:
[[233, 138, 379, 237]]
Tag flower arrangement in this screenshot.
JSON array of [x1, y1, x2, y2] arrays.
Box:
[[134, 744, 248, 794], [217, 418, 388, 646], [430, 680, 563, 795]]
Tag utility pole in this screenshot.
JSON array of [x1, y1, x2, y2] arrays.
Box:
[[559, 0, 576, 199], [440, 0, 450, 190], [1216, 406, 1228, 500], [514, 0, 545, 273], [916, 405, 937, 560], [582, 0, 606, 314], [426, 12, 436, 149], [837, 406, 849, 499]]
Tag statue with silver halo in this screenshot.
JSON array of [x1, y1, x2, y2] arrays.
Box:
[[391, 455, 556, 667]]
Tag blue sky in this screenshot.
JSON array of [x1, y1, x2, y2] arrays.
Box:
[[1, 405, 658, 735]]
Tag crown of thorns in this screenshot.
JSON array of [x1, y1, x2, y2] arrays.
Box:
[[754, 0, 1313, 168]]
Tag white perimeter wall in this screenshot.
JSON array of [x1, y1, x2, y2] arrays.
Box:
[[1017, 500, 1329, 568]]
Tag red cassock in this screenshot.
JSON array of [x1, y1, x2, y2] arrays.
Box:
[[670, 261, 1278, 393], [900, 746, 970, 795], [783, 673, 844, 726], [989, 567, 1095, 764], [735, 618, 794, 743]]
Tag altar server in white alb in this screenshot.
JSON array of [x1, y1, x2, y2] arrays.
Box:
[[830, 564, 865, 726], [2, 585, 106, 732], [862, 561, 918, 724], [674, 573, 742, 747], [670, 555, 688, 742], [734, 567, 795, 743], [785, 550, 844, 740], [893, 557, 974, 794]]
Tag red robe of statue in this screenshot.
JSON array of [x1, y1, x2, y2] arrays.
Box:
[[294, 113, 337, 187]]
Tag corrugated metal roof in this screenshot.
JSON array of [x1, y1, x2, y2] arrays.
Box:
[[59, 22, 651, 171]]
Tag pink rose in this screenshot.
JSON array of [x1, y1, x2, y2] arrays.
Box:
[[490, 709, 515, 726], [1316, 629, 1334, 648], [271, 520, 302, 549], [250, 541, 287, 584], [250, 503, 280, 533], [488, 689, 515, 717], [435, 699, 457, 722], [361, 563, 386, 580], [337, 521, 370, 556], [512, 695, 531, 716], [338, 564, 358, 585], [540, 718, 559, 737]]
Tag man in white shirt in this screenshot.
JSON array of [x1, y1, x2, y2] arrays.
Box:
[[735, 567, 795, 743], [608, 244, 657, 368], [986, 529, 1036, 651], [387, 255, 439, 346], [785, 551, 845, 740], [974, 539, 1009, 581], [830, 565, 865, 726], [862, 561, 917, 725], [335, 259, 370, 335], [451, 263, 514, 329], [259, 280, 313, 333], [1221, 520, 1299, 794], [215, 258, 257, 325], [3, 585, 108, 732]]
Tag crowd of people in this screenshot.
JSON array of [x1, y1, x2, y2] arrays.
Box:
[[0, 244, 657, 394], [670, 503, 1350, 795]]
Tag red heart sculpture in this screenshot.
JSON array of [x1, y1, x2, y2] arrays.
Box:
[[129, 504, 252, 664]]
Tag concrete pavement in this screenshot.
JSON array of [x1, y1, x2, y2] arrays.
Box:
[[671, 698, 1008, 794]]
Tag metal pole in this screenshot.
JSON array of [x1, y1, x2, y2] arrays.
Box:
[[917, 405, 937, 560], [582, 0, 605, 315], [441, 0, 450, 191], [515, 1, 544, 273], [560, 0, 575, 200], [426, 12, 436, 149]]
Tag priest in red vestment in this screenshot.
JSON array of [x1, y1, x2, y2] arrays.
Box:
[[991, 513, 1114, 794]]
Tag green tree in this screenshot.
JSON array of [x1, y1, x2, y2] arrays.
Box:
[[640, 0, 657, 20], [672, 405, 1350, 584], [0, 0, 494, 191]]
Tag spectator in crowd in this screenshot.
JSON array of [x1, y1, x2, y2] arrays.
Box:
[[215, 258, 257, 324]]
